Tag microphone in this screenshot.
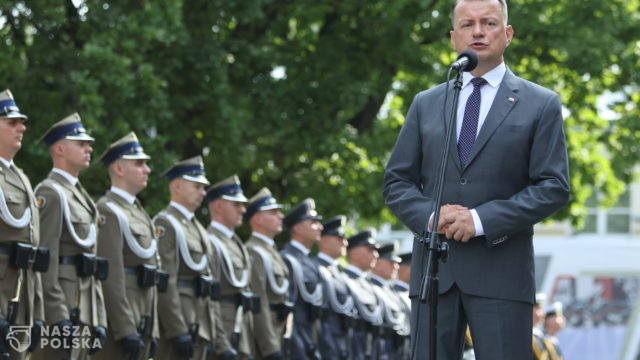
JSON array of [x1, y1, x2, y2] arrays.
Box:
[[450, 50, 478, 72]]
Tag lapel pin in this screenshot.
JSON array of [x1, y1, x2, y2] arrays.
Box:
[[508, 97, 515, 102]]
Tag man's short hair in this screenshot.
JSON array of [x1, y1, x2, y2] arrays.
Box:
[[451, 0, 509, 27]]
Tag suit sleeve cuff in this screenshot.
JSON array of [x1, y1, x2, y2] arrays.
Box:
[[470, 209, 484, 236]]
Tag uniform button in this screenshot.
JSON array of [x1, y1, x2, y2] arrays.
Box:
[[460, 178, 467, 185]]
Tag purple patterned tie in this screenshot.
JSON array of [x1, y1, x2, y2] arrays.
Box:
[[458, 77, 487, 167]]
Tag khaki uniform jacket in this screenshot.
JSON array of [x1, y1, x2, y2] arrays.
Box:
[[246, 235, 289, 358], [533, 330, 563, 360], [154, 205, 231, 359], [35, 172, 107, 328], [207, 225, 253, 357], [0, 161, 44, 328], [95, 190, 159, 356]]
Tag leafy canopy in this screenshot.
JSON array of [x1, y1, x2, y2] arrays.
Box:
[[1, 0, 638, 232]]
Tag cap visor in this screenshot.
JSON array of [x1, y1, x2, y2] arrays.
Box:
[[222, 194, 248, 202], [302, 214, 323, 222], [2, 113, 28, 120], [258, 203, 284, 211], [322, 230, 345, 238], [182, 174, 210, 185], [121, 153, 151, 160], [65, 134, 95, 142]]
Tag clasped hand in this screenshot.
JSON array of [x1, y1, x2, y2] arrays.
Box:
[[431, 204, 476, 242]]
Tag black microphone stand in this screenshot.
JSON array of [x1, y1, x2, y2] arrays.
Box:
[[411, 67, 464, 360]]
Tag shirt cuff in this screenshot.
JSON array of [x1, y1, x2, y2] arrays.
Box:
[[470, 209, 484, 236], [428, 212, 434, 231]]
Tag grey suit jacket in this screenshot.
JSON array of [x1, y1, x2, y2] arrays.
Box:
[[383, 68, 570, 304]]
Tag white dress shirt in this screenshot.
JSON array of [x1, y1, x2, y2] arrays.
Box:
[[447, 62, 507, 237], [110, 186, 136, 204], [0, 157, 12, 168], [456, 62, 506, 141], [317, 252, 336, 265], [52, 168, 79, 186], [210, 221, 235, 239], [169, 201, 194, 221], [252, 232, 275, 248], [345, 264, 366, 278], [289, 240, 310, 256]]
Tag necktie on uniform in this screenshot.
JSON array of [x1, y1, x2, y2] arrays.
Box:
[[8, 163, 22, 182], [75, 181, 95, 212], [458, 77, 487, 167]]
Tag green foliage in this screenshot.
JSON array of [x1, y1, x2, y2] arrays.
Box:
[[1, 0, 639, 231]]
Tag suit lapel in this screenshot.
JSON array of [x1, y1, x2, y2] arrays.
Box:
[[4, 163, 28, 191], [76, 181, 98, 218], [462, 69, 520, 171], [441, 80, 463, 174], [13, 165, 35, 209]]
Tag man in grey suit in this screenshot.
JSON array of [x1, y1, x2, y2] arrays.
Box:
[[382, 0, 570, 359]]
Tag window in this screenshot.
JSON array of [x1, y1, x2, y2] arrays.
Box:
[[577, 189, 631, 235]]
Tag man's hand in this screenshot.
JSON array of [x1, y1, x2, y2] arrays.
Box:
[[121, 333, 144, 359], [441, 205, 476, 242], [172, 333, 194, 359], [27, 320, 45, 352], [88, 326, 107, 355], [433, 204, 468, 233]]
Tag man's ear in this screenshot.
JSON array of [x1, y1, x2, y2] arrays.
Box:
[[210, 198, 222, 214], [50, 142, 64, 157], [112, 160, 125, 177], [505, 25, 514, 46]]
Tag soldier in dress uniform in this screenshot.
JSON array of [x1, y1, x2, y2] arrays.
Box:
[[343, 229, 385, 360], [317, 215, 355, 360], [279, 199, 324, 360], [369, 243, 406, 359], [244, 188, 289, 360], [543, 302, 565, 360], [391, 252, 412, 359], [154, 156, 236, 360], [205, 175, 255, 360], [94, 132, 160, 360], [532, 293, 560, 360], [34, 113, 107, 358], [0, 89, 46, 359]]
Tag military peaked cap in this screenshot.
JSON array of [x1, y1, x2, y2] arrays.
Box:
[[162, 155, 210, 185], [97, 132, 150, 166], [347, 229, 378, 250], [245, 187, 283, 220], [39, 113, 95, 146], [205, 175, 248, 203], [283, 198, 322, 229], [321, 215, 347, 238], [398, 252, 412, 265], [377, 242, 401, 263], [0, 89, 27, 120]]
